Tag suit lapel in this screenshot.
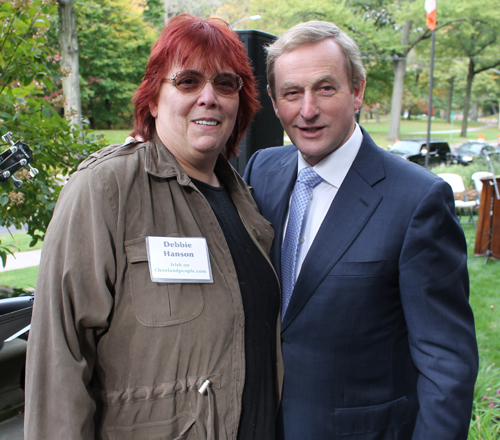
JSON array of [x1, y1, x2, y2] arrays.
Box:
[[281, 134, 386, 330], [265, 152, 297, 279]]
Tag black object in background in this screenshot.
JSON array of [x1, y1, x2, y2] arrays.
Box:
[[231, 30, 284, 176]]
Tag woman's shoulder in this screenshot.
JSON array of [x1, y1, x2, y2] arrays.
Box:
[[78, 140, 148, 172]]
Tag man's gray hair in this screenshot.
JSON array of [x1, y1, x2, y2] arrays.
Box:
[[266, 21, 366, 99]]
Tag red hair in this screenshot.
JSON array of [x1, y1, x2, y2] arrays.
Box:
[[132, 14, 260, 159]]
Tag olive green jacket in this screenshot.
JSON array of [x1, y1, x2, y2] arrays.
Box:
[[25, 137, 282, 440]]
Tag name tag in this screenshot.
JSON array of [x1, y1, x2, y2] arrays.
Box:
[[146, 236, 213, 283]]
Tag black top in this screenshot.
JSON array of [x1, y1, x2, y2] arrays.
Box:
[[192, 177, 279, 440]]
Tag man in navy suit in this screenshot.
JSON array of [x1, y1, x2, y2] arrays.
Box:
[[244, 21, 478, 439]]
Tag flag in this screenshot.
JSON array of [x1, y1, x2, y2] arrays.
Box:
[[425, 0, 436, 30]]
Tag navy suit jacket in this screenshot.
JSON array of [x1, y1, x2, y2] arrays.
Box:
[[244, 130, 478, 440]]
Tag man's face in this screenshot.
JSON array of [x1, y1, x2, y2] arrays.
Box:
[[271, 38, 365, 166]]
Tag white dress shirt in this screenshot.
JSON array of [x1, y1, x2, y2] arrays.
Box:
[[284, 124, 363, 282]]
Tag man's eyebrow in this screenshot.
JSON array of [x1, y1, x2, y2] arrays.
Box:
[[279, 81, 301, 90], [279, 75, 342, 92], [313, 74, 341, 88]]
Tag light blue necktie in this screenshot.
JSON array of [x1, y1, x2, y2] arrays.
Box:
[[281, 167, 322, 320]]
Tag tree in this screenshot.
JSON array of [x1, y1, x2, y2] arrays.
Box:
[[75, 0, 158, 129], [163, 0, 225, 20], [141, 0, 166, 31], [240, 0, 432, 140], [58, 0, 82, 127], [343, 0, 443, 141], [0, 0, 104, 262], [449, 20, 500, 136]]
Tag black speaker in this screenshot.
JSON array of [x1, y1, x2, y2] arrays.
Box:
[[230, 30, 284, 175]]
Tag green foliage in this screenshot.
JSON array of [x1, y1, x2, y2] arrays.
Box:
[[141, 0, 165, 31], [0, 283, 34, 299], [75, 0, 158, 129], [0, 0, 105, 259], [0, 0, 56, 94]]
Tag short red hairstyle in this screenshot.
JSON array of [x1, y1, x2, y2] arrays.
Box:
[[132, 14, 260, 159]]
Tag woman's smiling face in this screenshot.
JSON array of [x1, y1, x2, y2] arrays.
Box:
[[150, 63, 240, 173]]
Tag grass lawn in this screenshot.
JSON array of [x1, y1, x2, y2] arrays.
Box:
[[95, 129, 131, 145], [0, 266, 37, 290], [362, 117, 499, 149], [0, 231, 43, 253], [0, 231, 41, 289], [463, 223, 500, 368]]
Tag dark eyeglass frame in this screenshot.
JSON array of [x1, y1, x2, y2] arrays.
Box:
[[168, 70, 244, 96]]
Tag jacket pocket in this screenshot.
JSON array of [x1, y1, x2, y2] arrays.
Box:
[[107, 411, 196, 440], [125, 238, 204, 326], [333, 395, 412, 436]]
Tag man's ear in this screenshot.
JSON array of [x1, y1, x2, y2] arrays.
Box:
[[267, 85, 279, 119], [353, 77, 366, 112]]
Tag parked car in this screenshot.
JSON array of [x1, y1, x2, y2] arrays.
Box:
[[388, 138, 451, 167], [452, 141, 499, 166]]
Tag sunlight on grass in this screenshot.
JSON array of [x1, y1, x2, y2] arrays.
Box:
[[0, 266, 38, 290], [361, 117, 499, 148], [96, 129, 131, 145], [0, 232, 43, 253]]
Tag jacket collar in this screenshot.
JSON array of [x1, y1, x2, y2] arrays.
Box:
[[144, 134, 242, 192]]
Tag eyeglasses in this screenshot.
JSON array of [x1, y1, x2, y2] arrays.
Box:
[[168, 71, 243, 96]]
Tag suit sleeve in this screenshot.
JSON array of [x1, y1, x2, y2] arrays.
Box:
[[399, 179, 478, 440], [24, 169, 116, 439]]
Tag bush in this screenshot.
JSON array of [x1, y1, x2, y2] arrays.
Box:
[[0, 0, 105, 265]]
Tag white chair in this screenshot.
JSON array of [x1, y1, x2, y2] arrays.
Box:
[[471, 171, 494, 203], [438, 173, 477, 228]]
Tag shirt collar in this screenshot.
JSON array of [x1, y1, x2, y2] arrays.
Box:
[[297, 123, 363, 189]]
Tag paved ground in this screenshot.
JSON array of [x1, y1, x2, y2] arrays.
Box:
[[0, 412, 23, 440], [0, 250, 41, 273], [0, 224, 41, 273]]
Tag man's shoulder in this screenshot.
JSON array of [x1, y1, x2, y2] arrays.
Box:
[[244, 144, 297, 182], [253, 144, 297, 164], [358, 132, 442, 187]]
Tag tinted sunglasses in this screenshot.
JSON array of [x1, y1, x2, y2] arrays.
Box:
[[168, 71, 243, 96]]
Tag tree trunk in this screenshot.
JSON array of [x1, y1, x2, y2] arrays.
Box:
[[472, 101, 478, 121], [388, 56, 407, 141], [460, 60, 475, 137], [59, 0, 82, 128], [446, 76, 454, 123], [388, 19, 411, 141]]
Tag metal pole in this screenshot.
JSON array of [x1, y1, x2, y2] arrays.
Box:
[[425, 30, 436, 169]]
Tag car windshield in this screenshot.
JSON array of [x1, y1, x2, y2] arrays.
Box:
[[458, 143, 494, 154], [389, 141, 421, 155]]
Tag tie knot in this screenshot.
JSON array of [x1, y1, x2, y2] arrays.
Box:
[[297, 167, 322, 189]]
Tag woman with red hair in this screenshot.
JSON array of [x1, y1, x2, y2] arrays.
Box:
[[25, 14, 281, 440]]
